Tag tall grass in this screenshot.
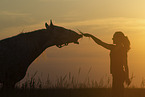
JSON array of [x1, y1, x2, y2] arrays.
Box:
[[16, 71, 112, 89], [0, 70, 144, 97], [15, 68, 137, 89]]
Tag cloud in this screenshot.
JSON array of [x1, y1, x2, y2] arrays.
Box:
[[0, 11, 30, 16], [0, 11, 36, 33], [37, 0, 76, 2], [57, 17, 145, 31], [1, 17, 145, 40]]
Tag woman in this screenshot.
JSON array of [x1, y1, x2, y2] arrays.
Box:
[[83, 31, 131, 97]]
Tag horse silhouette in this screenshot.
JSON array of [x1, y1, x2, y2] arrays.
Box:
[[0, 20, 82, 89]]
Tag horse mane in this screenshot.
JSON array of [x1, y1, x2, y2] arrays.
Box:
[[18, 29, 46, 36], [0, 29, 47, 43]]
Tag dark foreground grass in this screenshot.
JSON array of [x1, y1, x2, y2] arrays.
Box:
[[0, 71, 138, 97], [0, 88, 145, 97]]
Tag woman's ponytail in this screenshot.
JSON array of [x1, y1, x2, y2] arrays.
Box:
[[123, 36, 130, 52]]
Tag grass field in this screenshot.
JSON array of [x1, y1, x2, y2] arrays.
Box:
[[0, 72, 143, 97], [1, 88, 145, 97]]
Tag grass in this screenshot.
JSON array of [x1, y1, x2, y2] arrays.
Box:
[[0, 71, 145, 97], [1, 88, 145, 97], [15, 71, 112, 89]]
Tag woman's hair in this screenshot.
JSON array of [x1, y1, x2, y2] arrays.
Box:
[[113, 31, 130, 52]]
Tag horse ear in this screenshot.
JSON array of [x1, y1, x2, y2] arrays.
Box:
[[45, 20, 54, 30], [45, 22, 49, 29], [50, 20, 54, 27]]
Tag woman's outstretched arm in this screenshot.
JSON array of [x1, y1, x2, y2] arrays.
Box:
[[83, 33, 114, 50]]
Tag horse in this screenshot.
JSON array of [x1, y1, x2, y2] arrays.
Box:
[[0, 20, 82, 89]]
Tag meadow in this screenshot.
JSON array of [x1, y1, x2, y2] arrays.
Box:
[[0, 72, 145, 97], [1, 86, 145, 97]]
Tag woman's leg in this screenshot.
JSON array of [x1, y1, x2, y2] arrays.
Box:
[[112, 75, 124, 97]]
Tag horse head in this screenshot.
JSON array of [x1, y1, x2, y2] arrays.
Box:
[[45, 20, 82, 48]]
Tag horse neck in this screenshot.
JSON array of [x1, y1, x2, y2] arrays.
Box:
[[17, 29, 56, 66], [24, 29, 55, 49]]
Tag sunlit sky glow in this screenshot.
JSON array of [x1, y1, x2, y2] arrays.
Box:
[[1, 0, 145, 87]]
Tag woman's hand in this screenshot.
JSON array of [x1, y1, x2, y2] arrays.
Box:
[[83, 33, 92, 37], [125, 78, 131, 86]]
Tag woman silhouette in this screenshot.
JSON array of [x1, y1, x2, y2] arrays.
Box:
[[84, 31, 131, 97]]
